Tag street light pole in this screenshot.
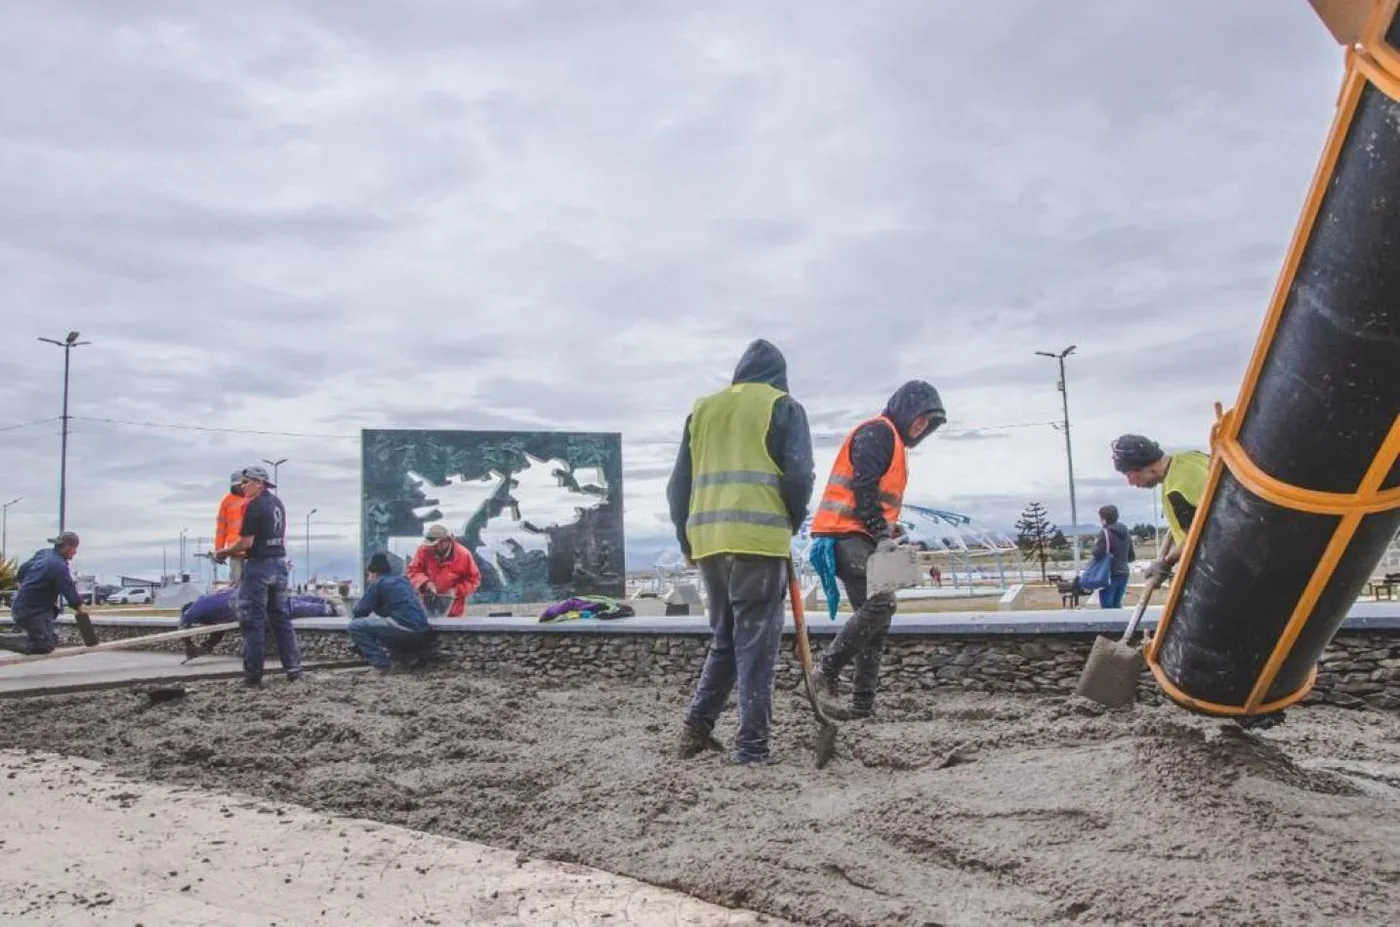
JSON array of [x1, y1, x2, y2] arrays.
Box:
[[1036, 345, 1080, 571], [179, 527, 188, 578], [305, 508, 318, 588], [39, 332, 91, 534], [2, 496, 20, 563], [262, 458, 287, 494]]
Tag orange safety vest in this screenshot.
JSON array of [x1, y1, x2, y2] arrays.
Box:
[[215, 492, 248, 550], [811, 415, 909, 535]]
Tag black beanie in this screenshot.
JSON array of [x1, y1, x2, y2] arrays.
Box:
[[367, 552, 393, 575], [1110, 434, 1164, 473]]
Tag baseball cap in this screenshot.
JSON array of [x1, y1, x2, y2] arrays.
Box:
[[48, 531, 80, 547], [424, 525, 452, 541], [241, 465, 276, 488]]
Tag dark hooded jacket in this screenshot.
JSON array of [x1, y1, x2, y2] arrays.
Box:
[[666, 339, 816, 558], [817, 380, 946, 540], [1092, 521, 1135, 577]]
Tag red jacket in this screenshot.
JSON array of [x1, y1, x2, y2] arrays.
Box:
[[405, 541, 481, 617]]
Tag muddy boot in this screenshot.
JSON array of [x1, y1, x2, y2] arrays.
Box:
[[183, 639, 200, 662], [676, 724, 724, 759]]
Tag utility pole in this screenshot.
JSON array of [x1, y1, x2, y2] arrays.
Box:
[[39, 332, 91, 534], [2, 496, 20, 563], [1036, 345, 1080, 571], [179, 527, 188, 579], [262, 458, 287, 494], [305, 508, 318, 588]]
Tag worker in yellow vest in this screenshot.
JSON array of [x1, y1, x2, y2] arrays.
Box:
[[666, 338, 815, 765], [811, 380, 945, 719], [1111, 434, 1210, 579]]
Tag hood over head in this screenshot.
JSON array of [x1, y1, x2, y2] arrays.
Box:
[[884, 380, 946, 446], [731, 339, 788, 392]]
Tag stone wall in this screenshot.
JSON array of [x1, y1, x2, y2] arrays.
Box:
[[39, 622, 1400, 711]]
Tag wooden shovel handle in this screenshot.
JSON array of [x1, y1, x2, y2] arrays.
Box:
[[787, 557, 815, 672]]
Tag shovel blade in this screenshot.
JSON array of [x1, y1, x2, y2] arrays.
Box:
[[1075, 635, 1145, 708]]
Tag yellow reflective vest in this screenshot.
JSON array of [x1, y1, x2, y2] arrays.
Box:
[[1163, 450, 1210, 545], [685, 382, 792, 559]]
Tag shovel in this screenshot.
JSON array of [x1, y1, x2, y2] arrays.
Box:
[[1074, 574, 1165, 708], [788, 556, 838, 768]]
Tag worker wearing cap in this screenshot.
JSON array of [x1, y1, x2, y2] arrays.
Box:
[[213, 470, 248, 584], [214, 466, 303, 685], [0, 532, 90, 655], [809, 380, 946, 720], [1111, 434, 1210, 579], [405, 525, 481, 617], [349, 552, 433, 673]]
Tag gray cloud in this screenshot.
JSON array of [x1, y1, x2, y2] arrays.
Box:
[[0, 0, 1346, 580]]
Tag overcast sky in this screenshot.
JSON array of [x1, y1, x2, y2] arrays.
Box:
[[0, 1, 1345, 582]]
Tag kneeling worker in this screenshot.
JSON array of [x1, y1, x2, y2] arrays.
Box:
[[349, 553, 432, 673], [1110, 434, 1209, 578], [0, 532, 90, 655]]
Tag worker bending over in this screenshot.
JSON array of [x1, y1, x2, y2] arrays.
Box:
[[668, 338, 815, 766], [811, 381, 945, 720], [1111, 434, 1209, 578], [350, 553, 432, 673], [0, 532, 89, 655], [407, 525, 481, 617]]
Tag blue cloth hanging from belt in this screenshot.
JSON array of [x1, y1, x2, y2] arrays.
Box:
[[807, 537, 841, 621]]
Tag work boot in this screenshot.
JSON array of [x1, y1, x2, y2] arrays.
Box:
[[676, 724, 724, 759], [818, 696, 872, 721], [815, 666, 840, 697], [0, 633, 32, 654], [183, 639, 200, 662]]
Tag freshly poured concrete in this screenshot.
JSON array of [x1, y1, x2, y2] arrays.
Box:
[[0, 751, 782, 926]]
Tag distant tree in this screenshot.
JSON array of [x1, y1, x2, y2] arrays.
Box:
[[0, 556, 16, 592], [1130, 523, 1156, 542], [1015, 502, 1054, 582], [1049, 529, 1071, 563]]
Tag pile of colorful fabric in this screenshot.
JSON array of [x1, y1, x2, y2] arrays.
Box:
[[537, 595, 636, 623]]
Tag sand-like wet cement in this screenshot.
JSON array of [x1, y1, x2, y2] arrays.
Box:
[[1, 669, 1398, 926]]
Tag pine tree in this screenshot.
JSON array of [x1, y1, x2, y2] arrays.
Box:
[[1015, 502, 1054, 583]]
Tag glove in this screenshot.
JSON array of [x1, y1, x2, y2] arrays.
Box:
[[1144, 559, 1173, 581]]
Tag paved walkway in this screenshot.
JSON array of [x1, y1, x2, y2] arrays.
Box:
[[0, 651, 255, 697], [0, 751, 783, 926]]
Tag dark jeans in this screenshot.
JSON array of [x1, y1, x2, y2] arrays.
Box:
[[818, 536, 897, 712], [1099, 574, 1130, 609], [683, 554, 787, 764], [0, 608, 59, 655], [348, 616, 426, 669], [237, 558, 302, 681]]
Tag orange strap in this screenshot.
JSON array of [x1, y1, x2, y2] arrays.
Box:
[[1210, 404, 1400, 516]]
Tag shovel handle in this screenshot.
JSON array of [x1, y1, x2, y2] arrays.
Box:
[[1120, 575, 1164, 643], [787, 557, 815, 672]]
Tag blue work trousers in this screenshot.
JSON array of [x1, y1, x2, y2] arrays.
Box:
[[683, 553, 787, 764], [1099, 574, 1130, 609], [237, 558, 302, 681], [348, 616, 425, 669]]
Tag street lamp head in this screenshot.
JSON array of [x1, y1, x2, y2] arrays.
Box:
[[1062, 345, 1077, 358], [66, 331, 80, 344], [309, 508, 318, 517]]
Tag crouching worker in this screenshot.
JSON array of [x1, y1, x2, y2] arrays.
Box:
[[0, 532, 90, 655], [349, 553, 434, 673]]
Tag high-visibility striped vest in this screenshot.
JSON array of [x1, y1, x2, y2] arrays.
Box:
[[685, 382, 793, 559], [810, 416, 908, 536], [1162, 450, 1210, 545]]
